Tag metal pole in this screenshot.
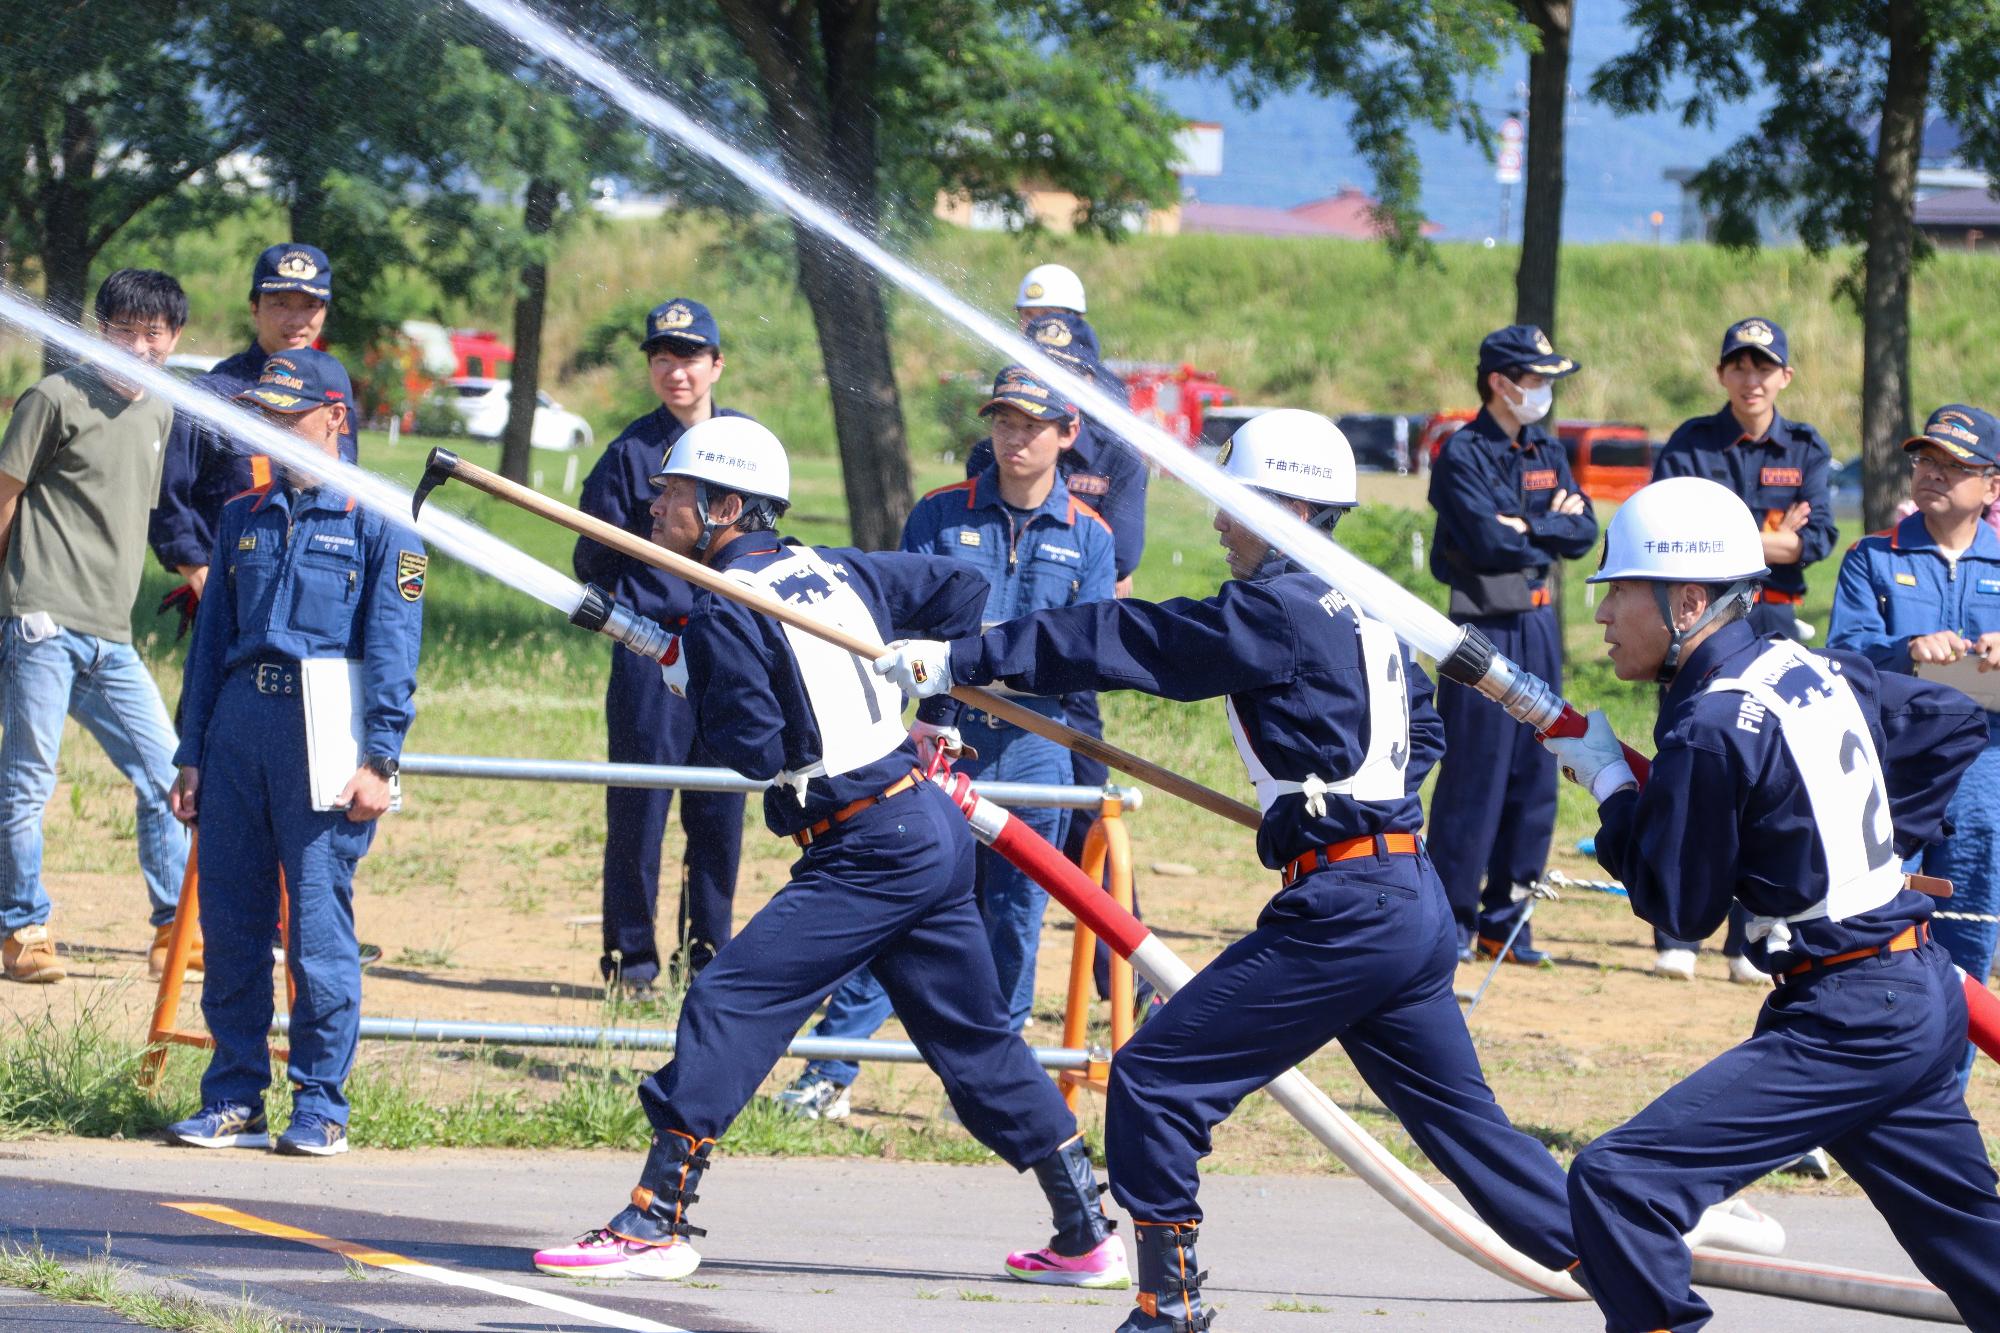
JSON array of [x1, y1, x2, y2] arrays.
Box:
[[397, 753, 1143, 811], [271, 1015, 1094, 1071]]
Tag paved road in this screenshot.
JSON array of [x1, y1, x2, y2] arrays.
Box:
[[0, 1139, 1948, 1331]]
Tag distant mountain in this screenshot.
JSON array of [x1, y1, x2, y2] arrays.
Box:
[[1148, 9, 1774, 244]]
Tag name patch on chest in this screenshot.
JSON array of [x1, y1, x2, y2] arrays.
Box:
[[1980, 578, 2000, 596], [1761, 467, 1803, 488], [957, 530, 982, 547], [1066, 472, 1110, 497], [1896, 572, 1919, 586], [1037, 542, 1081, 562], [1522, 469, 1558, 491], [236, 534, 257, 551], [307, 532, 357, 556]]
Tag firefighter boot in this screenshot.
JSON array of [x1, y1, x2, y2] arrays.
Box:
[[1115, 1221, 1212, 1332], [1005, 1134, 1129, 1288]]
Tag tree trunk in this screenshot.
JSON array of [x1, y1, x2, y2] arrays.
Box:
[[1513, 0, 1572, 337], [37, 102, 103, 374], [1859, 4, 1934, 532], [38, 224, 92, 377], [501, 176, 561, 484]]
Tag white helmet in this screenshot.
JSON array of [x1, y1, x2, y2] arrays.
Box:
[[1587, 477, 1768, 585], [1219, 409, 1358, 512], [651, 416, 791, 504], [1016, 263, 1086, 313]]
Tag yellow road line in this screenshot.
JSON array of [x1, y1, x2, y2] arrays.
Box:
[[162, 1202, 689, 1333]]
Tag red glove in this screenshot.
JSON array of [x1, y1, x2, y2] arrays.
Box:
[[157, 583, 200, 640]]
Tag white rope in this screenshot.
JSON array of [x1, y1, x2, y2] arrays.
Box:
[[1534, 870, 2000, 924]]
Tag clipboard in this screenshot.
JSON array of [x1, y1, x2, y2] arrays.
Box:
[[1913, 654, 2000, 712], [300, 658, 401, 814]]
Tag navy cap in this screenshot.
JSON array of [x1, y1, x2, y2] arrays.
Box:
[[236, 349, 352, 414], [642, 298, 720, 353], [1477, 324, 1578, 379], [1720, 316, 1788, 367], [1026, 311, 1102, 364], [1905, 404, 2000, 469], [251, 244, 332, 301], [980, 365, 1076, 422]]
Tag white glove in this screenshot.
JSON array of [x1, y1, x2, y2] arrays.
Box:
[[909, 720, 966, 770], [872, 639, 953, 699], [659, 634, 689, 698], [1542, 708, 1637, 803]]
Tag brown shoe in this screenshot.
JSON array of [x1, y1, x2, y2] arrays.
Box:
[[149, 920, 205, 980], [4, 924, 66, 983]]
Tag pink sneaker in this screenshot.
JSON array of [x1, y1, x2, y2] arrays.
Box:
[[1004, 1234, 1130, 1288], [532, 1228, 702, 1280]]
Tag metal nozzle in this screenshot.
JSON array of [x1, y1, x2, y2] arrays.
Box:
[[1434, 625, 1565, 733], [569, 583, 674, 661], [412, 447, 462, 519]]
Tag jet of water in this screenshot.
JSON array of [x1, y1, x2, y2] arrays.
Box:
[[0, 284, 585, 618], [458, 0, 1466, 663]]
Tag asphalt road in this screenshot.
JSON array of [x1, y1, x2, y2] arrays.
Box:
[[0, 1138, 1948, 1332]]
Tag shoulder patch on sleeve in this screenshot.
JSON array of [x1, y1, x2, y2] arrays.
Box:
[[396, 551, 428, 602]]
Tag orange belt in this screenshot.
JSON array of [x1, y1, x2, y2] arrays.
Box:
[[1281, 833, 1420, 886], [1778, 922, 1927, 982], [792, 770, 922, 848], [1755, 587, 1804, 606], [1529, 585, 1552, 608]]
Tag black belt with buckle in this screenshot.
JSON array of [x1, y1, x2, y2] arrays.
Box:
[[250, 661, 299, 696]]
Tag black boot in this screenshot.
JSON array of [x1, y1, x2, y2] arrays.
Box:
[[605, 1129, 713, 1244], [1115, 1221, 1212, 1332], [1031, 1134, 1115, 1256]]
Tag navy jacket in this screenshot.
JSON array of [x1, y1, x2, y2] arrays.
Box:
[[150, 343, 359, 573], [965, 420, 1148, 581], [1427, 409, 1597, 600], [173, 483, 424, 770], [944, 562, 1445, 868], [682, 533, 988, 838], [1652, 407, 1836, 600], [574, 406, 749, 625], [1593, 619, 1984, 970]]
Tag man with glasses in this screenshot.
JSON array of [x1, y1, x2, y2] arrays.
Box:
[[0, 269, 193, 983], [1830, 404, 2000, 1087]]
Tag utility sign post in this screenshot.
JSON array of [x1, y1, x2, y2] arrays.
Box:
[[1496, 114, 1524, 241]]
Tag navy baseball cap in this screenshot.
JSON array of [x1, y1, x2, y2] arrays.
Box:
[[251, 244, 331, 301], [642, 298, 720, 353], [1026, 311, 1102, 364], [1477, 324, 1578, 378], [236, 349, 352, 414], [1905, 404, 2000, 469], [980, 365, 1076, 421], [1720, 316, 1788, 367]]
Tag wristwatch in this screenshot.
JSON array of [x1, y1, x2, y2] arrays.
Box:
[[363, 755, 399, 780]]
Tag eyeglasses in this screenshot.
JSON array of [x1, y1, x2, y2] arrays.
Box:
[[1909, 451, 1997, 482], [103, 322, 174, 341]]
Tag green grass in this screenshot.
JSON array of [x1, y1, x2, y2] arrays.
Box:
[[0, 1240, 315, 1332]]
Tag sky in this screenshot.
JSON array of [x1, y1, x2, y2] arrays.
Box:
[[1147, 9, 1777, 244]]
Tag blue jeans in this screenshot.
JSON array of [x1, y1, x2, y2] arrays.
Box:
[[803, 717, 1071, 1086], [0, 619, 186, 931], [1918, 735, 2000, 1088]]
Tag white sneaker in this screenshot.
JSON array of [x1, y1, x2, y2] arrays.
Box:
[[532, 1229, 701, 1280], [777, 1074, 851, 1121], [1654, 948, 1697, 981], [1784, 1147, 1833, 1179], [1727, 954, 1769, 986]]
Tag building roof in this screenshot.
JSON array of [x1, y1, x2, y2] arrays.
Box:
[[1181, 186, 1440, 240], [1914, 186, 2000, 228]]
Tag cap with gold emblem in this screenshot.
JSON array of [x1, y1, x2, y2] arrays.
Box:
[[1719, 316, 1788, 368], [1904, 404, 2000, 469], [250, 244, 332, 301], [236, 348, 352, 414], [641, 298, 720, 354], [1476, 324, 1579, 379]]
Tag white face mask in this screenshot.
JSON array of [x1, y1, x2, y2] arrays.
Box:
[[1510, 381, 1553, 424]]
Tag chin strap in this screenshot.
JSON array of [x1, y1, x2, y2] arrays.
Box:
[[1255, 503, 1348, 573], [1653, 579, 1757, 683], [691, 481, 727, 554]]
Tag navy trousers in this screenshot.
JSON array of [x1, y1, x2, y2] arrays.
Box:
[[603, 650, 744, 977], [1103, 848, 1578, 1272], [1569, 940, 2000, 1332], [637, 782, 1078, 1170], [196, 670, 375, 1124], [1430, 606, 1561, 942]]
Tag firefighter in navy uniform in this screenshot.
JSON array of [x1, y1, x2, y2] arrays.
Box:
[[1548, 476, 2000, 1333], [1426, 325, 1598, 964], [532, 417, 1128, 1292], [1647, 316, 1839, 983], [574, 298, 745, 991], [876, 411, 1580, 1333]]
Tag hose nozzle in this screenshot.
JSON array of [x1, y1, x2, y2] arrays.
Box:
[[1434, 626, 1566, 733], [569, 583, 675, 661]]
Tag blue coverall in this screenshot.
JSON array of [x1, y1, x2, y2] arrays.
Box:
[[943, 560, 1579, 1266], [575, 407, 747, 980], [1426, 409, 1598, 949], [173, 483, 422, 1126], [150, 344, 359, 576], [1830, 511, 2000, 1082], [634, 533, 1079, 1168], [1573, 618, 2000, 1332], [804, 468, 1118, 1082]]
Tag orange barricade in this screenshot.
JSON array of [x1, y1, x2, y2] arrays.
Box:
[[1057, 796, 1137, 1109]]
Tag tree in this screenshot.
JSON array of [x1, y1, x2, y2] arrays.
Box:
[[1513, 0, 1573, 336], [1595, 0, 2000, 530], [0, 4, 241, 370]]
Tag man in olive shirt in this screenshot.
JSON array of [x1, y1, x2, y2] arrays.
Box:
[[0, 269, 195, 984]]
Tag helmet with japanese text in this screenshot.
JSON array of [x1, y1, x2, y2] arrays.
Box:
[[1218, 409, 1358, 511], [651, 416, 790, 505], [1588, 477, 1768, 585]]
